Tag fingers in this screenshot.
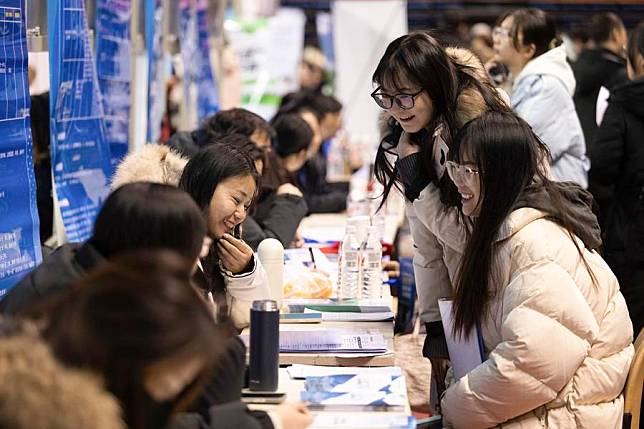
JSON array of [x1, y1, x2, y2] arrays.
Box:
[[218, 234, 252, 273]]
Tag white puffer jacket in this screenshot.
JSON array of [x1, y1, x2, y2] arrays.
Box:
[[415, 183, 634, 428], [110, 144, 270, 329]]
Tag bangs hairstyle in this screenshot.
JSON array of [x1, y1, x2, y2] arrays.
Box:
[[178, 142, 260, 215], [498, 8, 559, 59], [92, 182, 207, 261], [450, 111, 595, 337], [372, 32, 510, 210]]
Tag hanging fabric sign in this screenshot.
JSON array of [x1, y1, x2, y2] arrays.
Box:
[[145, 0, 165, 144], [96, 0, 132, 166], [195, 0, 219, 121], [0, 0, 42, 296], [48, 0, 113, 243]]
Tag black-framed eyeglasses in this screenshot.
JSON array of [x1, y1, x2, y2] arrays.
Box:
[[371, 87, 424, 110]]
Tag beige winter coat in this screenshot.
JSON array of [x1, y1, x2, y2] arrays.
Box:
[[380, 47, 505, 324], [110, 144, 270, 329], [415, 183, 634, 428]]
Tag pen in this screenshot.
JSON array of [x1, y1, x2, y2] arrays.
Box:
[[308, 247, 317, 269]]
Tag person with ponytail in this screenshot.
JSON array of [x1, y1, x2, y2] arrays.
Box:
[[488, 8, 589, 188], [371, 31, 512, 407], [406, 111, 633, 428]]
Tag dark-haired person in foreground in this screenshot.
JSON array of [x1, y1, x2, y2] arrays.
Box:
[[0, 183, 209, 315], [40, 251, 312, 429]]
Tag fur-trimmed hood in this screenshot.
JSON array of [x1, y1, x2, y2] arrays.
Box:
[[111, 144, 189, 189], [0, 319, 124, 429]]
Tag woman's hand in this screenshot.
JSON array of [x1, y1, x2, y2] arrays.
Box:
[[290, 228, 304, 248], [275, 402, 313, 429], [383, 260, 400, 279], [217, 233, 254, 274]]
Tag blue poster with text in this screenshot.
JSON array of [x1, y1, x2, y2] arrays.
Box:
[[96, 0, 132, 166], [146, 0, 165, 144], [0, 0, 42, 296], [49, 0, 113, 243]]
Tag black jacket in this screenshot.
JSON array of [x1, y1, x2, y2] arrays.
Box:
[[242, 188, 308, 250], [165, 131, 202, 158], [588, 77, 644, 334], [0, 242, 104, 314], [297, 155, 347, 214], [572, 48, 628, 149], [173, 336, 274, 429]]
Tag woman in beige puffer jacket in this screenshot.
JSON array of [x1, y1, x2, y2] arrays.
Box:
[[409, 111, 633, 428]]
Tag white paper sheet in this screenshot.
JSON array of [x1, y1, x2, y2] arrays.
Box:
[[438, 299, 484, 380]]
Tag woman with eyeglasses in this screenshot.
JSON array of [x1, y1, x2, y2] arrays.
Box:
[[371, 32, 511, 410], [405, 111, 633, 429], [487, 8, 589, 188]]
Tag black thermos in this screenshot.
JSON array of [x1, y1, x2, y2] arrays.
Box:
[[249, 299, 280, 391]]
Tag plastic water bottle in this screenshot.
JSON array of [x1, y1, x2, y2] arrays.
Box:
[[361, 226, 383, 299], [339, 225, 361, 300]]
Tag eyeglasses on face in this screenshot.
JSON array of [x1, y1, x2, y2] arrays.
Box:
[[492, 26, 511, 41], [371, 88, 424, 110], [445, 160, 480, 184]]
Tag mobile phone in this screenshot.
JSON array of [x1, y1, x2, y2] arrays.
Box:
[[241, 390, 286, 404]]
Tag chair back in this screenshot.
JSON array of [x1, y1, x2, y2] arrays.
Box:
[[623, 328, 644, 429]]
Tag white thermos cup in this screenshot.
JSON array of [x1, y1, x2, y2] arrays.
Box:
[[257, 238, 284, 307]]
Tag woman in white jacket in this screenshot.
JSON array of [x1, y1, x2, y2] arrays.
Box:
[[410, 111, 633, 428], [489, 8, 589, 187], [178, 142, 270, 330]]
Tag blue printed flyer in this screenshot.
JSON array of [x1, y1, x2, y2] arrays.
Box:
[[48, 0, 113, 243], [0, 0, 42, 296]]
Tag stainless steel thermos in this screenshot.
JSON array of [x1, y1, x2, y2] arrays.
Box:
[[248, 299, 280, 391]]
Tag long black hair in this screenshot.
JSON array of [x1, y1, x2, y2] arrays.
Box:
[[451, 111, 596, 336], [372, 32, 510, 207], [91, 182, 207, 261], [178, 143, 259, 298]]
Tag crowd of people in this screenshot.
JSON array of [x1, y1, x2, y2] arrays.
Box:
[[1, 6, 641, 429]]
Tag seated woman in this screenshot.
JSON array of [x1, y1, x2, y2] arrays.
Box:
[[216, 133, 308, 251], [41, 251, 310, 429], [406, 112, 633, 428], [0, 182, 209, 315], [178, 143, 271, 329]]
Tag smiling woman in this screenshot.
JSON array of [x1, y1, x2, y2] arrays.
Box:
[[179, 142, 270, 330]]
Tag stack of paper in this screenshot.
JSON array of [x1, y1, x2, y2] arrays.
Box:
[[301, 373, 407, 411], [279, 330, 387, 353]]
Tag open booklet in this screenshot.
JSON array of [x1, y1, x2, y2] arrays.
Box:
[[301, 372, 407, 411], [438, 299, 486, 380]]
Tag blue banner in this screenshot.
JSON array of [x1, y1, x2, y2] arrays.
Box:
[[49, 0, 113, 243], [146, 0, 164, 144], [96, 0, 132, 166], [196, 0, 219, 120], [180, 0, 218, 124], [0, 0, 42, 296]]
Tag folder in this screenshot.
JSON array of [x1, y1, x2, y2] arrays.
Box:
[[438, 299, 486, 380]]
